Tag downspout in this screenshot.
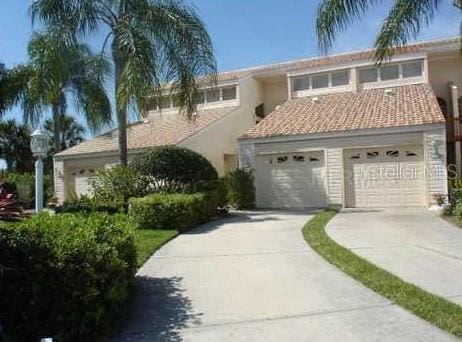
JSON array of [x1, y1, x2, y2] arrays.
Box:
[[449, 82, 461, 177]]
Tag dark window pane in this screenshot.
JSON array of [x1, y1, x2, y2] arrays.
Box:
[[380, 65, 399, 80], [159, 96, 171, 109], [402, 61, 422, 78], [359, 68, 377, 83], [332, 71, 349, 86], [222, 87, 237, 100], [293, 77, 310, 91], [312, 74, 329, 89], [206, 89, 220, 103]]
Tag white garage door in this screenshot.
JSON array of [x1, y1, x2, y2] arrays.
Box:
[[256, 151, 326, 208], [344, 145, 424, 207]]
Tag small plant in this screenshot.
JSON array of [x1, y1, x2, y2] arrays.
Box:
[[91, 165, 149, 204], [225, 169, 255, 209], [433, 193, 447, 206]]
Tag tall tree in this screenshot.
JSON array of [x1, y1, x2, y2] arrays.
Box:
[[30, 0, 217, 164], [0, 63, 30, 116], [43, 114, 86, 152], [316, 0, 459, 63], [0, 120, 34, 173], [20, 30, 112, 153]]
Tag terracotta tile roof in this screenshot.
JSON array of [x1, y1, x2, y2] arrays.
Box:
[[56, 106, 238, 157], [240, 84, 445, 140], [217, 37, 458, 80]]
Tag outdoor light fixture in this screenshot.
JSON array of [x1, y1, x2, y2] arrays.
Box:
[[30, 129, 50, 213]]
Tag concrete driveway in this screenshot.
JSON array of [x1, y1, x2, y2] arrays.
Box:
[[112, 211, 454, 341], [327, 207, 462, 306]]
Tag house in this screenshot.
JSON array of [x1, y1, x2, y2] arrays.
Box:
[[55, 37, 462, 208]]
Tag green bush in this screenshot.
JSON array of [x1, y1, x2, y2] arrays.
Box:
[[225, 169, 255, 209], [129, 192, 217, 232], [56, 195, 125, 214], [130, 146, 218, 192], [91, 165, 149, 203], [4, 172, 53, 207], [0, 213, 137, 341]]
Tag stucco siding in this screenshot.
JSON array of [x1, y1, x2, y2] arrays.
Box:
[[325, 149, 343, 206], [182, 76, 263, 176], [428, 55, 462, 103], [424, 127, 448, 204], [262, 79, 288, 115], [53, 159, 65, 203]]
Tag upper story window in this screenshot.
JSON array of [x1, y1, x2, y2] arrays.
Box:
[[150, 85, 238, 111], [359, 60, 423, 84], [292, 69, 350, 92]]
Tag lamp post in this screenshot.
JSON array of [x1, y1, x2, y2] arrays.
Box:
[[30, 129, 50, 213]]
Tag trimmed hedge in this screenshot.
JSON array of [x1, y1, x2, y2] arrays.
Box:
[[129, 192, 217, 232], [130, 146, 218, 192], [56, 195, 126, 214], [0, 213, 137, 341]]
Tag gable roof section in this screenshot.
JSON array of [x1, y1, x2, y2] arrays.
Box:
[[240, 84, 445, 140], [56, 106, 238, 157]]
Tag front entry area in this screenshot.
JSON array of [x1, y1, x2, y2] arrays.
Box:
[[255, 151, 326, 208], [344, 145, 425, 207]]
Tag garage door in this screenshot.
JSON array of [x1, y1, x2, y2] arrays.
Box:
[[344, 145, 424, 207], [256, 151, 326, 208]]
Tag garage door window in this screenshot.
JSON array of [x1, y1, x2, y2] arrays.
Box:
[[277, 156, 288, 164], [367, 151, 379, 159], [293, 155, 305, 162], [350, 153, 361, 159], [386, 150, 399, 157], [309, 157, 320, 162], [406, 151, 418, 157]]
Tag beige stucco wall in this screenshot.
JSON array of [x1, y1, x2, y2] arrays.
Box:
[[262, 78, 288, 115], [428, 54, 462, 103], [180, 76, 264, 176]]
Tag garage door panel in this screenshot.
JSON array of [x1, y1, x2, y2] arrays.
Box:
[[256, 151, 326, 208], [345, 145, 424, 208]]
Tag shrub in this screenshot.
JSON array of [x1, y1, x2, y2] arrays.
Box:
[[130, 146, 218, 192], [4, 172, 53, 207], [454, 202, 462, 222], [0, 213, 137, 341], [129, 192, 216, 232], [56, 195, 125, 214], [91, 165, 149, 203], [225, 169, 255, 209]]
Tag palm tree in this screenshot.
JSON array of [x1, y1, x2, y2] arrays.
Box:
[[316, 0, 460, 63], [0, 63, 30, 116], [20, 30, 112, 153], [43, 114, 86, 152], [30, 0, 217, 164], [0, 120, 34, 173]]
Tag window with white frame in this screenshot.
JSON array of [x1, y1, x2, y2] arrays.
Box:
[[150, 85, 238, 111], [359, 60, 423, 84], [292, 69, 350, 92]]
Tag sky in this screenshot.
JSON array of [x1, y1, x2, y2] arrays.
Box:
[[0, 0, 461, 168]]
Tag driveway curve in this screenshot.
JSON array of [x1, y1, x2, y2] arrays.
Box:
[[112, 211, 455, 341], [327, 207, 462, 306]]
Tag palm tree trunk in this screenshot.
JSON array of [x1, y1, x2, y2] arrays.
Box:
[[113, 47, 128, 165], [51, 104, 61, 153]]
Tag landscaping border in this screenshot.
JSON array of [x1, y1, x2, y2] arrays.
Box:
[[302, 210, 462, 338]]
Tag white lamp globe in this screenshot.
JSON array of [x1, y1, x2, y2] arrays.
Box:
[[30, 129, 50, 159]]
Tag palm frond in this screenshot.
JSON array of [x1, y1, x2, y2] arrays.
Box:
[[316, 0, 381, 53], [374, 0, 440, 62]]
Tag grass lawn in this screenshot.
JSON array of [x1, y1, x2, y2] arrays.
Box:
[[134, 229, 178, 267], [303, 210, 462, 338]]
